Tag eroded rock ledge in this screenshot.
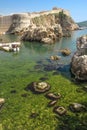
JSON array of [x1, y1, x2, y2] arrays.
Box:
[[2, 8, 78, 44], [71, 35, 87, 80]]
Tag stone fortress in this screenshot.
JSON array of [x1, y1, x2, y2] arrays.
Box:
[[0, 8, 70, 34]]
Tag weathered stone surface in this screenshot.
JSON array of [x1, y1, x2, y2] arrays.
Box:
[[71, 35, 87, 80]]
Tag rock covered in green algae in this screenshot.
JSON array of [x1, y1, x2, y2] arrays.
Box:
[[25, 81, 50, 93]]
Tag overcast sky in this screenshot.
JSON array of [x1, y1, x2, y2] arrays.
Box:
[[0, 0, 87, 22]]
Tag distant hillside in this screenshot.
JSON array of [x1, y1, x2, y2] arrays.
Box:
[[78, 21, 87, 27]]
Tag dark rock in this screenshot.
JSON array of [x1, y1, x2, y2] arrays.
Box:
[[21, 93, 28, 97], [46, 92, 61, 100], [69, 103, 86, 112], [30, 112, 39, 118], [44, 64, 57, 71], [34, 65, 42, 70], [53, 106, 67, 116], [39, 77, 49, 81], [10, 90, 17, 94]]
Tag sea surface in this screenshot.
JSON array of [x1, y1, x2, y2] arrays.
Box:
[[0, 29, 87, 130]]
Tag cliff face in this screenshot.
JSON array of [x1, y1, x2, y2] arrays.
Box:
[[0, 8, 79, 43], [21, 9, 79, 43]]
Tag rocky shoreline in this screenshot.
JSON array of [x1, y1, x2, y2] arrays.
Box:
[[71, 35, 87, 80]]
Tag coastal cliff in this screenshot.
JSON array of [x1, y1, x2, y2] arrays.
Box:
[[0, 8, 79, 43]]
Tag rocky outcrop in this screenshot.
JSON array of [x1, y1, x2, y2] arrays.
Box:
[[21, 9, 78, 43], [71, 35, 87, 80], [0, 8, 78, 44]]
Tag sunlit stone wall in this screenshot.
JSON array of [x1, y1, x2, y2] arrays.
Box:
[[0, 15, 12, 34]]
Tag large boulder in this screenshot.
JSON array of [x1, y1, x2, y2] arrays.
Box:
[[71, 35, 87, 80]]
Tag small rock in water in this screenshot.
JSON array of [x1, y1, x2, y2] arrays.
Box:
[[0, 98, 5, 104], [53, 106, 67, 116], [69, 103, 86, 112], [21, 93, 28, 97], [46, 92, 61, 100], [48, 100, 57, 107], [25, 81, 50, 94], [30, 112, 39, 118], [0, 98, 5, 108]]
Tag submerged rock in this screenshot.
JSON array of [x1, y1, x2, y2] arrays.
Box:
[[46, 92, 61, 100], [50, 55, 61, 60], [48, 100, 57, 107], [53, 106, 67, 116], [30, 112, 39, 118], [0, 98, 5, 108], [26, 82, 50, 93], [60, 48, 71, 56], [69, 103, 86, 112]]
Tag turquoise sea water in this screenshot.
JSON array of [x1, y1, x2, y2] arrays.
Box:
[[0, 29, 87, 130]]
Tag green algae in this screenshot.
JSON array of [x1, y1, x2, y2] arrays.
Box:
[[0, 32, 87, 130]]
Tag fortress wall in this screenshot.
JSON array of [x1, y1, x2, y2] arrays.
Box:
[[0, 15, 12, 34]]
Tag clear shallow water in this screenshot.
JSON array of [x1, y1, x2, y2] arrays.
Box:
[[0, 29, 87, 130], [0, 29, 87, 82]]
